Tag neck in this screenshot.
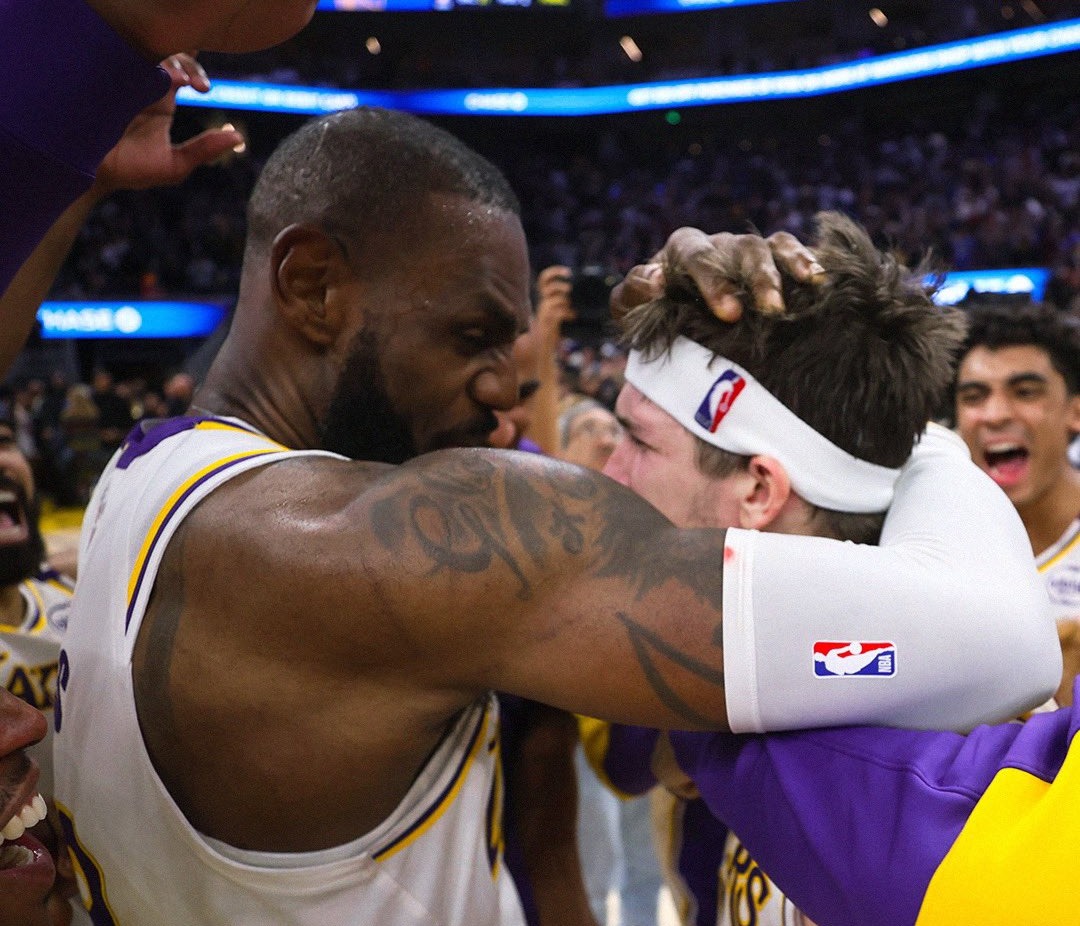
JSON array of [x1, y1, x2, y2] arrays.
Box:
[[194, 337, 321, 451], [1018, 466, 1080, 556], [0, 583, 26, 628]]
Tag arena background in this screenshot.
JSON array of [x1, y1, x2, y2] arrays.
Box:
[[4, 2, 1077, 921]]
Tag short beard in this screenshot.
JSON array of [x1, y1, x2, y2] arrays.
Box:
[[317, 327, 416, 464]]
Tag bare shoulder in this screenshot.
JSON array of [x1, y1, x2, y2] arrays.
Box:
[[360, 448, 726, 626], [171, 446, 726, 678]]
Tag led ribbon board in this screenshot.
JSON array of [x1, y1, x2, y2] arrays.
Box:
[[606, 0, 798, 18], [177, 20, 1080, 116], [37, 302, 228, 339], [931, 268, 1050, 306]]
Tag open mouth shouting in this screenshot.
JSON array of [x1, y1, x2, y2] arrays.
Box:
[[980, 441, 1030, 490], [0, 484, 29, 547]]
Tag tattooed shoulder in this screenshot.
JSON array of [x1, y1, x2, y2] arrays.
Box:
[[367, 448, 725, 611]]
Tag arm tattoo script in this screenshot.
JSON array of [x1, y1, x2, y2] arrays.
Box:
[[371, 450, 727, 725], [371, 452, 595, 600]]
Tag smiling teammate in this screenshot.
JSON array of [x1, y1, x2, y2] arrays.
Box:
[[953, 298, 1080, 704]]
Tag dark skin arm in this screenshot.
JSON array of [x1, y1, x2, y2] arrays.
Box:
[[133, 448, 730, 852], [366, 448, 729, 728], [0, 55, 241, 377], [504, 702, 598, 926], [130, 228, 821, 854]]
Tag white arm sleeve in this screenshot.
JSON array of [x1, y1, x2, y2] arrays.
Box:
[[722, 423, 1060, 734]]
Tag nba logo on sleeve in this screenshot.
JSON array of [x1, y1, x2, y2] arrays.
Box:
[[694, 369, 746, 432], [813, 641, 896, 677]]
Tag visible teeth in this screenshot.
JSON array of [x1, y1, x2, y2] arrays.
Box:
[[0, 843, 33, 869], [0, 792, 45, 843], [1, 816, 25, 841]]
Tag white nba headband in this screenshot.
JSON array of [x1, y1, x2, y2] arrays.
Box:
[[625, 336, 901, 513]]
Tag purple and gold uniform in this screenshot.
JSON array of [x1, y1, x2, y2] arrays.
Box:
[[588, 721, 804, 926], [1039, 515, 1080, 620], [53, 416, 527, 926], [1, 569, 72, 797], [671, 685, 1080, 926]]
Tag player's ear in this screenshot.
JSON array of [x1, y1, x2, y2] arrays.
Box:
[[271, 224, 351, 349], [737, 455, 792, 530]]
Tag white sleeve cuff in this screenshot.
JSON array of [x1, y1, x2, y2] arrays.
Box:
[[722, 528, 761, 734]]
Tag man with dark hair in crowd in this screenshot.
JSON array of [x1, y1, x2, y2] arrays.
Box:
[[954, 298, 1080, 705], [591, 211, 973, 924], [86, 367, 134, 456], [46, 105, 1055, 925]]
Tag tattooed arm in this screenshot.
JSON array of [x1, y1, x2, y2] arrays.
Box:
[[360, 448, 733, 730]]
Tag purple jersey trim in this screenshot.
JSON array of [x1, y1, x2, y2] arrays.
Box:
[[671, 686, 1080, 926], [116, 416, 266, 469], [123, 449, 279, 632]]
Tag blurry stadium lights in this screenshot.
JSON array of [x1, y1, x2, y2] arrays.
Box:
[[176, 18, 1080, 116], [1021, 1, 1047, 22], [620, 35, 644, 61], [366, 36, 382, 54], [869, 7, 888, 27]]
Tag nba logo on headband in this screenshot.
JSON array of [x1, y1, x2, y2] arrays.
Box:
[[694, 369, 746, 433]]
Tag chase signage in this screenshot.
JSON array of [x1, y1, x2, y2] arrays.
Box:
[[37, 301, 227, 339]]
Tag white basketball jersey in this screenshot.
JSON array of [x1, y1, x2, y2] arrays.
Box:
[[53, 416, 526, 926], [1038, 515, 1080, 620], [1, 569, 71, 797]]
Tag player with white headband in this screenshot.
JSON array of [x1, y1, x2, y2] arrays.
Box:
[[585, 211, 1053, 926]]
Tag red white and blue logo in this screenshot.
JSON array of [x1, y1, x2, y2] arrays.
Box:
[[694, 369, 746, 432], [813, 641, 896, 677]]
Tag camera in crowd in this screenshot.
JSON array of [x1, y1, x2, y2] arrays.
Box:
[[569, 265, 623, 337]]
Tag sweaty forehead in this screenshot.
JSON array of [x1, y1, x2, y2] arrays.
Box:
[[418, 194, 531, 328]]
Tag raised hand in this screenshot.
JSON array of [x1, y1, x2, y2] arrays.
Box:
[[612, 228, 826, 323], [93, 54, 243, 198], [534, 265, 576, 350]]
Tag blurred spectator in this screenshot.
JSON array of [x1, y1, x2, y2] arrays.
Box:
[[34, 86, 1079, 314], [57, 385, 107, 507], [90, 367, 135, 452], [163, 372, 196, 416], [559, 399, 623, 473]]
